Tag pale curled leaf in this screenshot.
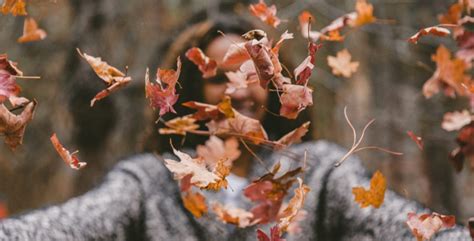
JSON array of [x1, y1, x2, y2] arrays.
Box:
[[406, 212, 456, 241], [0, 101, 36, 150], [50, 133, 86, 170], [327, 49, 359, 78]]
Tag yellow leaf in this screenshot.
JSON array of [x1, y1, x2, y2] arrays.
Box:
[[182, 191, 208, 218], [352, 170, 386, 208]]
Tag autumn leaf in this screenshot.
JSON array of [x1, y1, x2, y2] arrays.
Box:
[[0, 101, 35, 150], [408, 26, 451, 44], [349, 0, 376, 27], [158, 115, 199, 135], [449, 121, 474, 171], [185, 47, 217, 78], [257, 226, 285, 241], [0, 54, 22, 104], [1, 0, 27, 16], [277, 178, 310, 233], [441, 110, 473, 131], [182, 101, 220, 121], [327, 49, 359, 78], [217, 96, 235, 118], [77, 48, 132, 107], [0, 201, 7, 219], [50, 133, 87, 170], [294, 43, 322, 85], [298, 11, 322, 42], [249, 0, 281, 28], [279, 84, 313, 120], [406, 212, 456, 241], [225, 70, 254, 94], [182, 191, 208, 218], [17, 17, 47, 43], [438, 3, 463, 24], [245, 39, 275, 89], [212, 202, 257, 228], [275, 121, 310, 150], [352, 170, 386, 208], [196, 136, 241, 168], [407, 131, 424, 150], [222, 42, 250, 68]]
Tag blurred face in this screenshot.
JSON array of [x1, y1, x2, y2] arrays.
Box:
[[204, 34, 268, 120]]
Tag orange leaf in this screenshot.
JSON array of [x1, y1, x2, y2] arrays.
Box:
[[352, 170, 386, 208], [185, 47, 217, 78], [249, 0, 281, 28], [158, 115, 199, 135], [212, 202, 256, 228], [438, 3, 463, 24], [50, 133, 86, 170], [17, 17, 47, 43], [350, 0, 376, 27], [275, 121, 310, 150], [408, 26, 451, 44], [406, 212, 456, 241], [217, 96, 235, 118], [327, 49, 359, 78], [277, 178, 310, 233], [1, 0, 27, 16], [182, 191, 208, 218]]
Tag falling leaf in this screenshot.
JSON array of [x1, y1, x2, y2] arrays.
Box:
[[349, 0, 376, 27], [449, 121, 474, 171], [441, 110, 473, 131], [224, 70, 253, 94], [257, 226, 285, 241], [468, 217, 474, 239], [196, 136, 241, 168], [275, 121, 310, 150], [217, 96, 235, 118], [245, 39, 275, 89], [17, 17, 47, 43], [222, 42, 250, 68], [1, 0, 27, 16], [327, 49, 359, 78], [271, 31, 294, 55], [158, 115, 199, 135], [279, 84, 313, 120], [352, 170, 386, 208], [438, 3, 463, 24], [407, 131, 424, 150], [298, 11, 322, 42], [406, 212, 456, 241], [0, 54, 22, 104], [294, 43, 322, 85], [182, 101, 220, 121], [50, 133, 87, 170], [0, 101, 35, 150], [286, 209, 307, 235], [185, 47, 217, 78], [277, 178, 310, 233], [77, 49, 132, 107], [212, 202, 257, 228], [145, 58, 181, 116], [182, 191, 208, 218], [249, 0, 281, 28], [408, 26, 451, 44]]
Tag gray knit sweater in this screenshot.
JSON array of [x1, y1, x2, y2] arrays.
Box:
[[0, 140, 470, 240]]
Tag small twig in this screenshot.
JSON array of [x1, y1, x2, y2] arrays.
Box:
[[13, 75, 41, 80], [353, 146, 403, 156], [260, 105, 281, 117], [217, 30, 247, 52]]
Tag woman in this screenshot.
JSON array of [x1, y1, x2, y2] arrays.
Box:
[[0, 11, 471, 241]]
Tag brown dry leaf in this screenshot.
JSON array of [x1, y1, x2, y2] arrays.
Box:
[[0, 54, 22, 104], [350, 0, 376, 27], [408, 26, 451, 44], [182, 191, 208, 218], [17, 17, 47, 43], [327, 49, 359, 78], [275, 121, 310, 150], [279, 84, 313, 120], [277, 178, 310, 233], [1, 0, 27, 16], [352, 170, 386, 208], [77, 49, 132, 107], [406, 212, 456, 241], [196, 136, 241, 168], [158, 115, 199, 135], [0, 101, 35, 150], [249, 0, 281, 28], [50, 133, 86, 170], [245, 39, 275, 89], [212, 202, 256, 228], [441, 110, 473, 131], [185, 47, 217, 78]]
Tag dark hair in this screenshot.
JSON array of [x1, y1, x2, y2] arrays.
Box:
[[144, 10, 314, 154]]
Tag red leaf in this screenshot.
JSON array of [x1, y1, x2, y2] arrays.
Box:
[[406, 212, 456, 241], [257, 226, 285, 241], [0, 54, 22, 104], [249, 0, 281, 28], [294, 43, 322, 85], [185, 47, 217, 78], [407, 131, 424, 150], [50, 133, 86, 170], [408, 26, 451, 44], [279, 85, 313, 119], [245, 39, 275, 89]]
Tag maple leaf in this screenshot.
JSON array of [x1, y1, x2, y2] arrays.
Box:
[[275, 121, 310, 150], [438, 3, 463, 24], [212, 202, 257, 228], [245, 39, 275, 89], [158, 115, 199, 135], [349, 0, 376, 27], [279, 84, 313, 120], [352, 170, 386, 208], [449, 121, 474, 171], [185, 47, 217, 78], [182, 101, 220, 121], [17, 17, 47, 44], [182, 191, 208, 218], [0, 101, 35, 150], [327, 49, 359, 78], [422, 45, 470, 98], [442, 110, 473, 131], [164, 147, 229, 191], [257, 226, 285, 241], [50, 133, 87, 170], [406, 212, 456, 241], [249, 0, 281, 28], [77, 49, 132, 107], [145, 60, 181, 116], [196, 136, 241, 168], [294, 43, 322, 85], [407, 131, 424, 150], [1, 0, 27, 16], [408, 26, 451, 44], [277, 178, 310, 233], [0, 54, 22, 104], [222, 42, 250, 68]]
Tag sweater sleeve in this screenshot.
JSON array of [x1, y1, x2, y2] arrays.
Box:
[[275, 140, 471, 241], [0, 154, 167, 241]]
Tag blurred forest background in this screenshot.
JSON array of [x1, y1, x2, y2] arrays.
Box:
[[0, 0, 473, 224]]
